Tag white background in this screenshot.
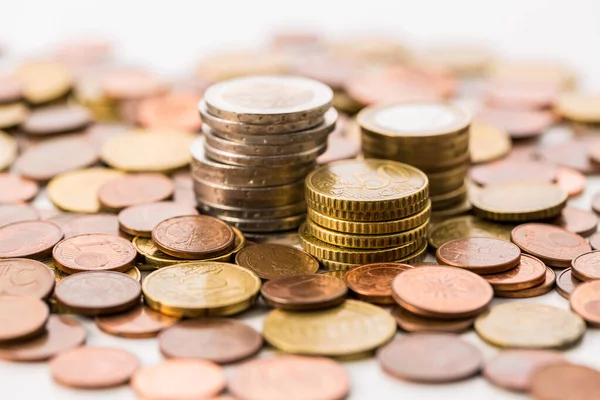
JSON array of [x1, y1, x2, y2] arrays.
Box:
[[2, 1, 600, 399]]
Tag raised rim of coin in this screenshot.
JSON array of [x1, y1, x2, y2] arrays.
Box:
[[345, 262, 413, 304], [235, 243, 319, 280], [435, 237, 521, 274], [260, 274, 347, 310]]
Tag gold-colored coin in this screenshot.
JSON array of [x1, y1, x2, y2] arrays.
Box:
[[0, 103, 29, 129], [469, 122, 511, 164], [0, 130, 18, 170], [554, 93, 600, 123], [306, 218, 428, 249], [17, 61, 72, 104], [142, 262, 260, 317], [101, 129, 196, 172], [43, 258, 141, 283], [475, 303, 585, 349], [305, 159, 428, 217], [263, 299, 396, 356], [419, 44, 491, 75], [195, 50, 289, 82], [487, 60, 575, 89], [429, 182, 468, 210], [430, 199, 472, 221], [427, 163, 469, 195], [235, 244, 318, 280], [470, 182, 567, 222], [47, 168, 124, 213], [428, 215, 514, 249]]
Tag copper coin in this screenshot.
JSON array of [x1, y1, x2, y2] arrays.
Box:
[[50, 346, 139, 388], [391, 306, 474, 333], [229, 355, 350, 400], [100, 69, 166, 100], [131, 359, 226, 400], [260, 274, 347, 310], [0, 220, 63, 259], [98, 173, 174, 211], [61, 213, 122, 238], [345, 262, 413, 304], [494, 267, 556, 298], [590, 232, 600, 250], [476, 107, 556, 138], [0, 315, 86, 361], [378, 334, 483, 383], [481, 254, 547, 291], [0, 258, 55, 299], [152, 215, 235, 259], [83, 123, 129, 150], [556, 268, 582, 299], [118, 201, 198, 237], [570, 280, 600, 326], [556, 167, 586, 198], [53, 234, 137, 274], [391, 266, 493, 319], [159, 318, 262, 364], [469, 160, 557, 186], [0, 294, 49, 341], [0, 75, 22, 104], [436, 237, 521, 274], [235, 244, 319, 280], [511, 223, 591, 267], [485, 80, 559, 109], [21, 105, 91, 135], [0, 174, 38, 204], [536, 140, 600, 175], [553, 206, 598, 237], [138, 92, 202, 132], [592, 192, 600, 215], [95, 305, 178, 338], [483, 350, 565, 392], [531, 364, 600, 400], [54, 271, 141, 315], [0, 204, 39, 227], [572, 251, 600, 281]]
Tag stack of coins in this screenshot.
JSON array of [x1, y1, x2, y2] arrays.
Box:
[[301, 159, 430, 270], [358, 102, 471, 217], [191, 75, 336, 234]]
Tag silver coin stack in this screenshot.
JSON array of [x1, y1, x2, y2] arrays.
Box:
[[191, 75, 336, 234]]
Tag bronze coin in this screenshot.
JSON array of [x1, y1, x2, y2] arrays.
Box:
[[0, 315, 85, 361], [53, 234, 137, 274], [235, 244, 319, 280], [537, 140, 600, 175], [556, 166, 586, 198], [570, 280, 600, 326], [378, 334, 483, 383], [391, 266, 493, 319], [511, 223, 591, 268], [260, 274, 347, 310], [0, 259, 55, 299], [593, 192, 600, 215], [345, 262, 413, 304], [131, 359, 226, 400], [572, 251, 600, 281], [469, 159, 557, 186], [476, 107, 556, 138], [152, 215, 235, 259], [100, 68, 166, 100], [0, 294, 49, 341], [0, 75, 22, 104], [118, 201, 198, 237], [137, 92, 202, 132], [483, 350, 565, 392], [50, 346, 139, 388], [0, 204, 39, 228], [494, 267, 556, 298], [556, 268, 582, 299], [391, 306, 475, 333], [531, 364, 600, 400], [229, 355, 350, 400], [95, 305, 179, 338], [0, 174, 38, 204], [590, 232, 600, 250], [553, 206, 598, 237], [485, 80, 558, 109], [54, 271, 141, 315], [436, 237, 521, 274], [481, 254, 547, 291], [98, 173, 175, 211], [0, 220, 63, 259], [21, 105, 91, 135], [61, 213, 122, 238], [159, 318, 262, 364]]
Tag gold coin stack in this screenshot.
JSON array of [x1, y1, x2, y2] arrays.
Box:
[[301, 159, 430, 270], [358, 102, 471, 218], [192, 75, 336, 234]]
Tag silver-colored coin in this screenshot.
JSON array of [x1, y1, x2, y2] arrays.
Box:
[[200, 200, 306, 219], [215, 213, 306, 233]]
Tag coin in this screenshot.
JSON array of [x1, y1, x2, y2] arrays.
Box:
[[537, 140, 600, 175], [392, 266, 493, 319], [61, 214, 122, 238], [0, 220, 63, 259], [494, 267, 556, 298], [556, 166, 586, 198], [0, 76, 22, 104], [21, 105, 91, 135], [428, 215, 514, 249], [0, 315, 86, 361], [0, 174, 38, 203], [534, 364, 600, 400], [138, 92, 202, 132], [131, 359, 226, 400], [571, 251, 600, 281], [100, 68, 166, 100], [475, 303, 585, 348], [153, 215, 235, 259], [260, 274, 347, 310], [555, 93, 600, 123], [391, 306, 475, 333], [159, 318, 262, 364], [0, 131, 17, 170], [16, 60, 72, 104], [143, 262, 261, 317], [118, 201, 198, 237], [0, 259, 55, 299], [591, 232, 600, 250], [0, 204, 39, 228], [485, 80, 559, 109], [96, 304, 178, 338], [200, 199, 306, 220], [345, 263, 413, 304], [481, 254, 546, 291], [55, 271, 141, 315], [420, 44, 491, 74], [488, 60, 575, 88], [98, 173, 174, 211], [50, 346, 139, 388], [476, 107, 555, 138], [570, 280, 600, 326], [0, 294, 49, 341], [553, 206, 598, 237], [556, 268, 582, 299], [483, 350, 565, 392], [263, 299, 396, 356], [511, 223, 591, 267], [235, 244, 319, 280], [436, 237, 521, 274], [469, 159, 556, 186], [0, 103, 28, 129], [378, 334, 483, 383], [229, 355, 350, 400]]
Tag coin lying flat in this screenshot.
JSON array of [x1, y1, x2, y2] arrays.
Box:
[[469, 159, 557, 186], [0, 294, 49, 342], [571, 251, 600, 281], [556, 268, 582, 299], [118, 201, 198, 237], [530, 364, 600, 400], [16, 60, 72, 104], [555, 93, 600, 123], [469, 122, 511, 164], [0, 131, 17, 171], [480, 254, 547, 291], [428, 215, 514, 249], [96, 305, 178, 338], [553, 206, 598, 237], [345, 262, 413, 304], [570, 280, 600, 326], [494, 267, 556, 299], [0, 259, 55, 299], [21, 105, 91, 135], [391, 306, 475, 333], [0, 174, 38, 204], [556, 166, 586, 198], [260, 274, 347, 310], [436, 237, 521, 274], [138, 92, 202, 132], [60, 214, 122, 238], [0, 204, 39, 228], [98, 173, 174, 211], [0, 220, 63, 259], [235, 243, 319, 280], [591, 232, 600, 250]]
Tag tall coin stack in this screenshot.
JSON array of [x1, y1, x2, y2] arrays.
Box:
[[300, 159, 430, 270], [192, 75, 336, 234], [358, 102, 471, 218]]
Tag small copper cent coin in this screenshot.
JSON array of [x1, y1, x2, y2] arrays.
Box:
[[95, 305, 179, 338], [0, 174, 38, 204], [481, 254, 547, 291], [378, 334, 483, 383], [98, 173, 174, 211], [61, 214, 122, 238], [0, 294, 49, 341], [570, 280, 600, 326], [531, 364, 600, 400], [0, 258, 55, 299], [260, 274, 347, 310], [345, 262, 413, 304], [118, 201, 198, 237], [591, 232, 600, 250], [0, 220, 63, 259], [556, 268, 582, 299], [0, 204, 39, 228], [494, 267, 556, 299], [235, 244, 319, 280], [436, 237, 521, 274], [572, 251, 600, 281], [553, 206, 598, 237], [21, 105, 91, 135], [391, 306, 475, 333]]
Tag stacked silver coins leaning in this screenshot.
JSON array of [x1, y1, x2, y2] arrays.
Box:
[[192, 75, 336, 233]]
